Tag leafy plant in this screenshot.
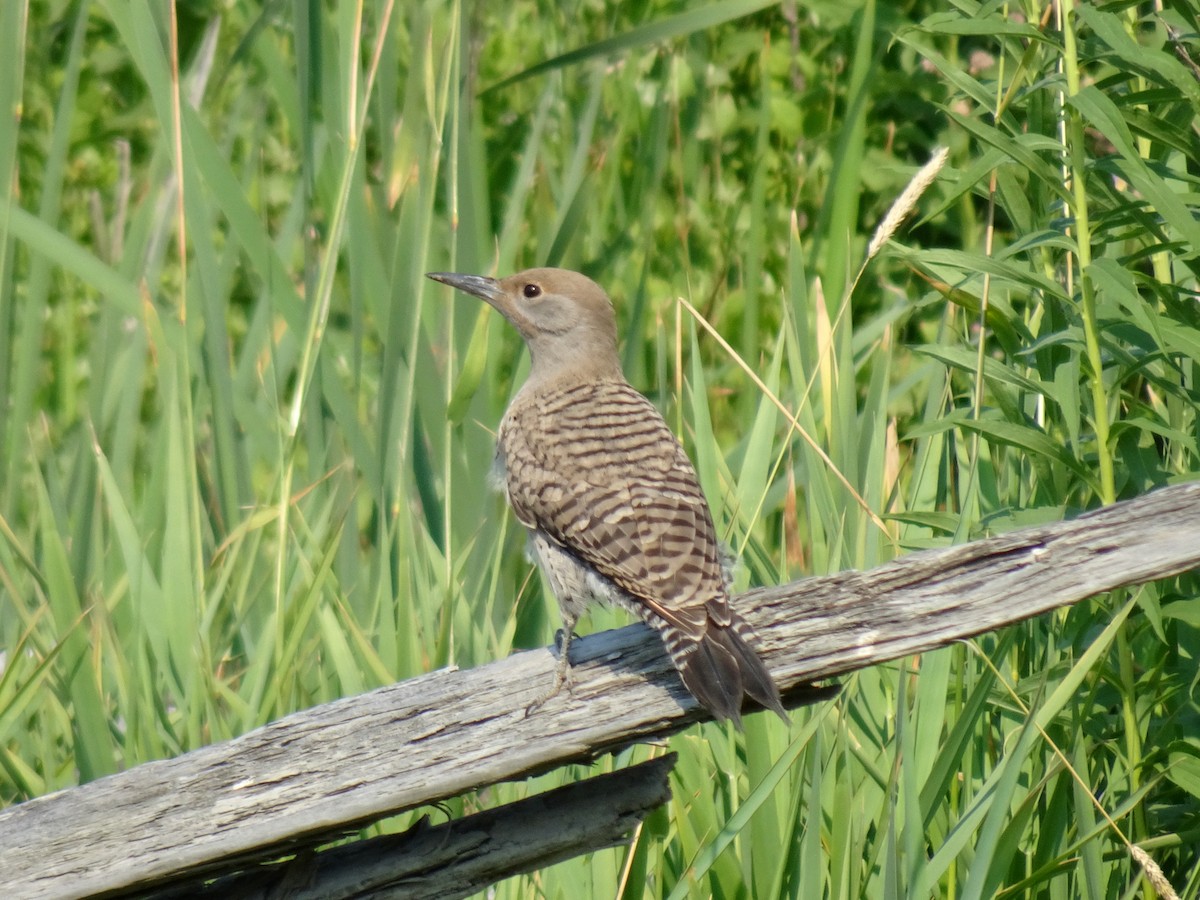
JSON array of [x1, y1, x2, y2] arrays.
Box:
[[0, 0, 1196, 896]]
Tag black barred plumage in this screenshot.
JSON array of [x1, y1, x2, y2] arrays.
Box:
[[428, 267, 789, 728]]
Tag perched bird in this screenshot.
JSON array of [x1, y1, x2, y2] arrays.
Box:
[[428, 267, 788, 728]]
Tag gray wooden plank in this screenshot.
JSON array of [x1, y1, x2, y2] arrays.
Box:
[[1, 481, 1198, 898], [151, 754, 677, 900]]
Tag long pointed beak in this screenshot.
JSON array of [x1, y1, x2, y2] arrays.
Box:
[[426, 272, 505, 305]]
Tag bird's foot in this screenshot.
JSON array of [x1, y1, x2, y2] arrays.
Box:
[[524, 631, 576, 717]]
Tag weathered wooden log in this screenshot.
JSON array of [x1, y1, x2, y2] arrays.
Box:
[[1, 481, 1197, 898], [148, 753, 677, 900]]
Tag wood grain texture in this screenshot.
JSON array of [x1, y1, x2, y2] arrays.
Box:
[[151, 754, 676, 900], [2, 481, 1198, 898]]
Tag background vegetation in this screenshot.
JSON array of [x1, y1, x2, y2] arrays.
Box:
[[2, 0, 1198, 896]]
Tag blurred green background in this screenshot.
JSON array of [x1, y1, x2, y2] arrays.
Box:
[[2, 0, 1199, 896]]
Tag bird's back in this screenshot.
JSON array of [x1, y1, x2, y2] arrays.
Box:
[[498, 377, 728, 637], [498, 375, 788, 725]]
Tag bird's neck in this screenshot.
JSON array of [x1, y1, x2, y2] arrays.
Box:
[[520, 353, 625, 398], [523, 335, 624, 393]]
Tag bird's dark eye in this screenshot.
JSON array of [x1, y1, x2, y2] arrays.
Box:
[[522, 283, 542, 299]]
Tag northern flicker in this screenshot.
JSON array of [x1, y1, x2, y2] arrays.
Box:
[[428, 267, 788, 728]]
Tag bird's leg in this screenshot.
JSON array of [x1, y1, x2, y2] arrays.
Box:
[[525, 615, 578, 716], [553, 624, 576, 689]]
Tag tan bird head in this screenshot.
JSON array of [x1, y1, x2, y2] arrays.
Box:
[[428, 267, 622, 384]]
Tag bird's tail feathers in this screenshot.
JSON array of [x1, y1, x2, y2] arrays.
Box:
[[677, 635, 744, 728], [675, 623, 790, 729], [723, 624, 790, 725]]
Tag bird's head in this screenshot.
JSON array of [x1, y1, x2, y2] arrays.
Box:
[[428, 267, 621, 383]]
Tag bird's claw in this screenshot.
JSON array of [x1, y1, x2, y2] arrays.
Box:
[[523, 640, 576, 717]]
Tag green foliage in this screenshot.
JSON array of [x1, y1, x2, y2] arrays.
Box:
[[2, 0, 1198, 896]]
